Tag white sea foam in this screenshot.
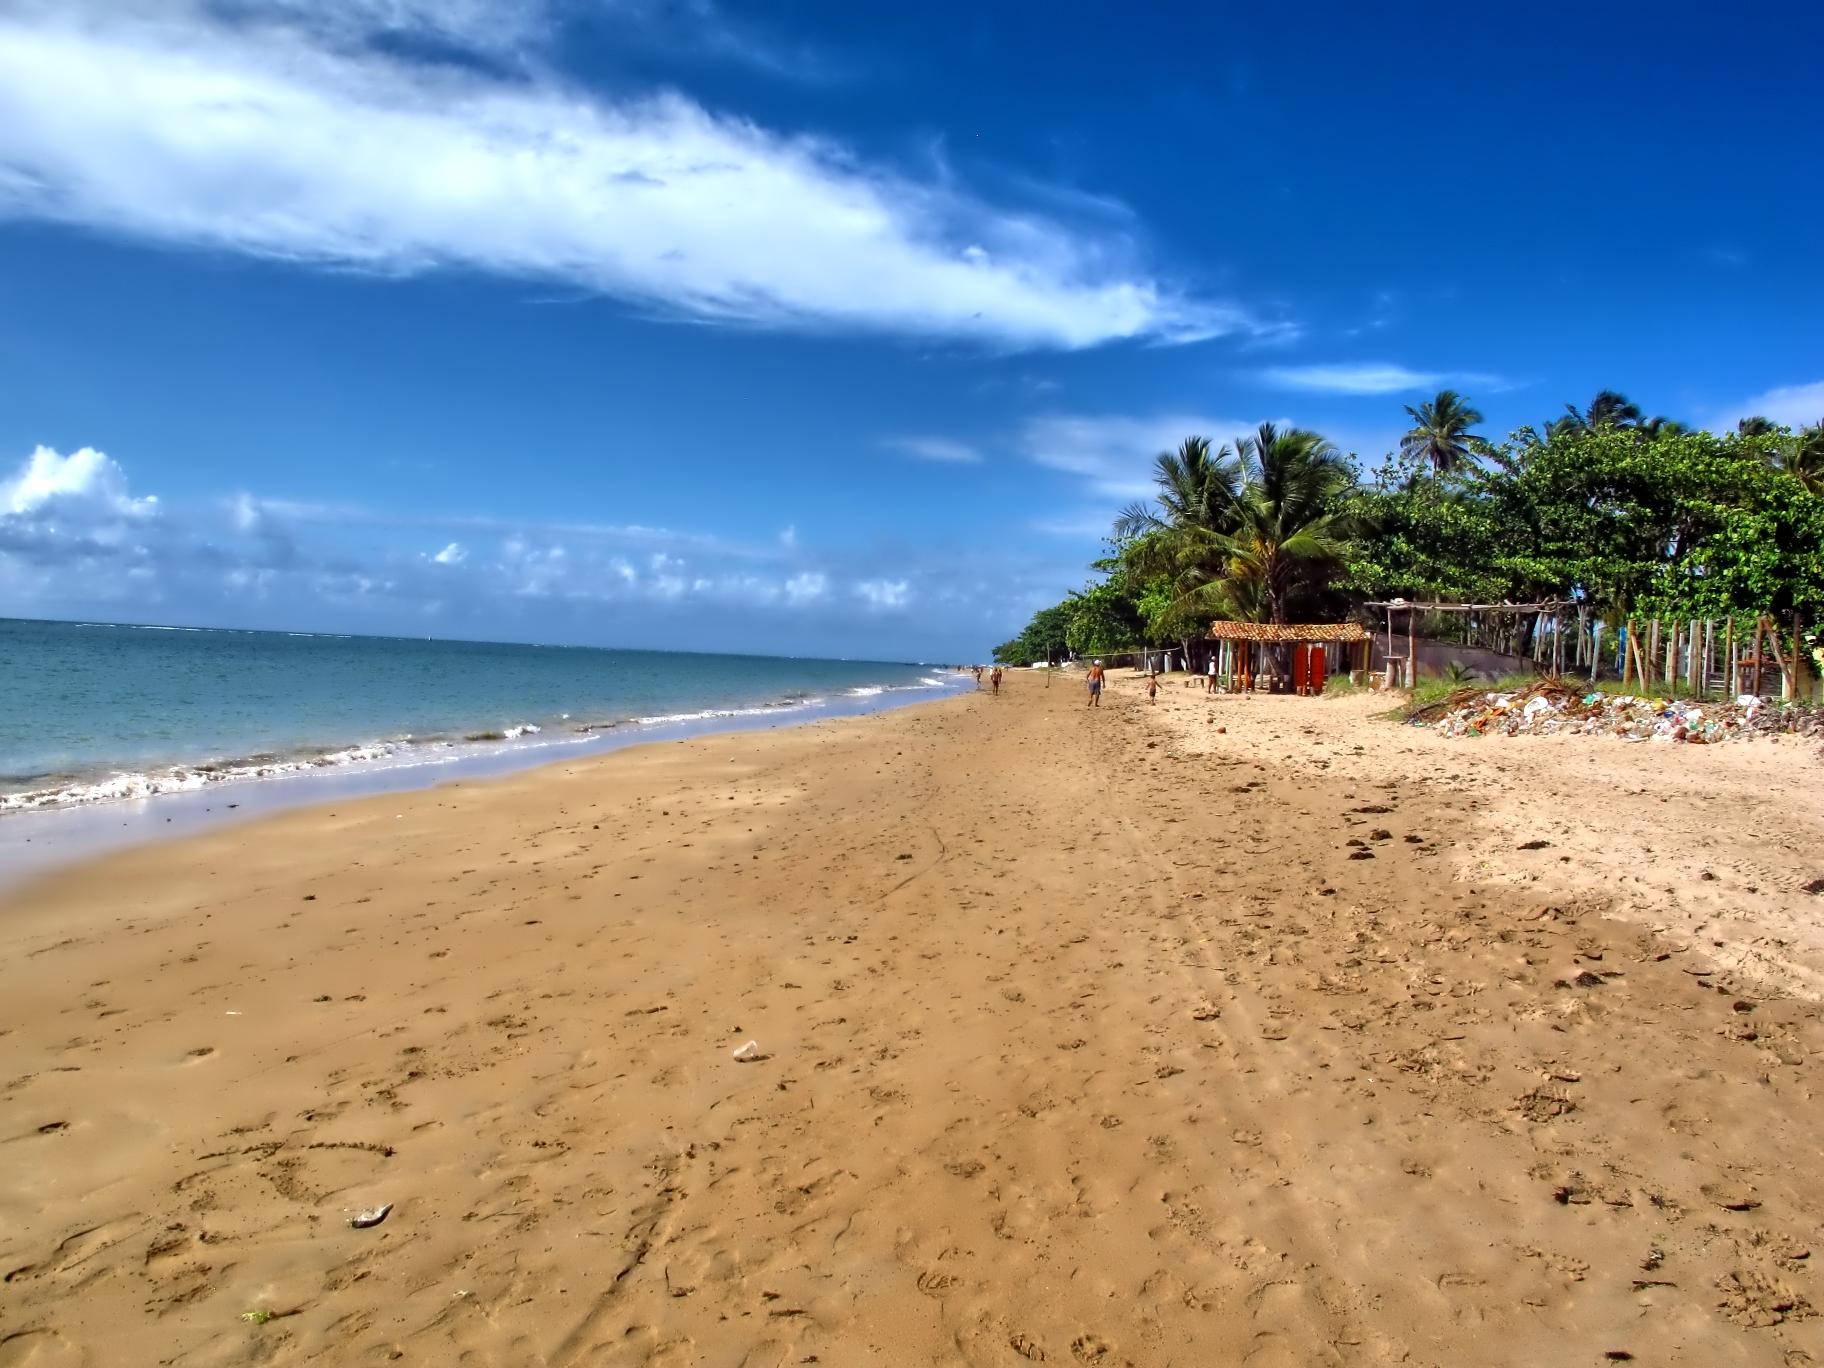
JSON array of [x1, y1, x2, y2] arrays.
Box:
[[1, 673, 964, 815], [632, 697, 830, 727], [0, 738, 431, 813]]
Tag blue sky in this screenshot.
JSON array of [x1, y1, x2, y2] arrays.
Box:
[[1, 0, 1820, 660]]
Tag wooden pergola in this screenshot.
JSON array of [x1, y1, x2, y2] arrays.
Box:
[[1207, 620, 1371, 694]]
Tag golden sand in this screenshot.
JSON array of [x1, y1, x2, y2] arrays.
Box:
[[4, 672, 1823, 1365]]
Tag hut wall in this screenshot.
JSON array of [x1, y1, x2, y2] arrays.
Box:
[[1370, 635, 1534, 683]]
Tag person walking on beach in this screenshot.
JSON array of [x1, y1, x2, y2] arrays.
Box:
[[1086, 659, 1105, 708], [990, 666, 1003, 696], [974, 666, 984, 687], [1206, 656, 1217, 692], [1146, 671, 1159, 705]]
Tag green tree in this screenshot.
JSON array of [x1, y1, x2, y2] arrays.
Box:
[[1399, 389, 1485, 476], [1064, 580, 1146, 657], [992, 601, 1072, 665]]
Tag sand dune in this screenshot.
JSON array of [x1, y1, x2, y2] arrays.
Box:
[[3, 673, 1823, 1365]]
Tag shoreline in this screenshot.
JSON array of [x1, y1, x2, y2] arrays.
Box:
[[6, 670, 1824, 1364], [0, 672, 970, 893]]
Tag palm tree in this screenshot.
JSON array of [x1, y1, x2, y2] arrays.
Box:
[[1737, 415, 1778, 438], [1577, 390, 1644, 431], [1770, 422, 1824, 495], [1112, 436, 1240, 542], [1551, 391, 1685, 440], [1399, 389, 1485, 475], [1216, 423, 1357, 626], [1112, 436, 1247, 649]]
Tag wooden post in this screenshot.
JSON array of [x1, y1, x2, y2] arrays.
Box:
[[1723, 618, 1735, 696], [1407, 609, 1416, 688], [1795, 612, 1806, 702], [1749, 618, 1765, 696]]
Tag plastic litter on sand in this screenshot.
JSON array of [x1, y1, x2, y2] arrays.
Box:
[[349, 1203, 393, 1229], [732, 1040, 763, 1062], [1408, 679, 1824, 745]]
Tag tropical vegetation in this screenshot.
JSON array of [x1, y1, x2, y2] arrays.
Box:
[[992, 390, 1824, 681]]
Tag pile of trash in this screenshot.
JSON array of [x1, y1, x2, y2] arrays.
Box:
[[1409, 679, 1824, 744]]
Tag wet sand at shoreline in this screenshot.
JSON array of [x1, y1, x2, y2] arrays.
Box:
[[4, 671, 1824, 1366]]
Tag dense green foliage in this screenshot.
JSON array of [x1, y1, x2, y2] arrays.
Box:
[[994, 389, 1824, 668]]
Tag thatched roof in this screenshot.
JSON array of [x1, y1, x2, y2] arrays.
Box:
[[1206, 620, 1369, 643]]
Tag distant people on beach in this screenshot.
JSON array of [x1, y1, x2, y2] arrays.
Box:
[[974, 666, 984, 687], [1206, 657, 1217, 692], [1086, 659, 1105, 708], [990, 666, 1003, 696]]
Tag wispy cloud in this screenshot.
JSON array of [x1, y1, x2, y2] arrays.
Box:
[[1029, 513, 1116, 539], [1260, 363, 1504, 396], [1722, 379, 1824, 430], [884, 436, 982, 464], [0, 1, 1255, 350]]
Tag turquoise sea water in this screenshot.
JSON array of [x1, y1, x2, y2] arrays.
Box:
[[0, 617, 959, 811]]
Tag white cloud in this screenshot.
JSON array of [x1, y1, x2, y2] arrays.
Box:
[[1260, 363, 1502, 396], [1724, 380, 1824, 430], [0, 442, 1064, 657], [1019, 412, 1258, 499], [783, 571, 828, 604], [854, 578, 909, 610], [0, 445, 158, 517], [0, 3, 1250, 349], [884, 436, 982, 464]]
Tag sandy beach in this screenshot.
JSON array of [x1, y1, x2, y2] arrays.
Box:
[[5, 670, 1824, 1367]]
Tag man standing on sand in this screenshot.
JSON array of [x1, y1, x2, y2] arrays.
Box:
[[1086, 659, 1105, 707], [990, 666, 1003, 696]]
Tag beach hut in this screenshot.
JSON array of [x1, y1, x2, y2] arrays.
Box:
[[1206, 620, 1371, 694]]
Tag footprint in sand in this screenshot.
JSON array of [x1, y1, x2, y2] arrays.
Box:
[[917, 1267, 960, 1295]]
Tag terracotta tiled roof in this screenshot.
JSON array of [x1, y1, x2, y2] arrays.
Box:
[[1206, 620, 1370, 643]]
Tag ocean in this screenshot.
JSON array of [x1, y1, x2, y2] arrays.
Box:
[[0, 617, 961, 814]]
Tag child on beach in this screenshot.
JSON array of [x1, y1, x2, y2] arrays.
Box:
[[1146, 672, 1159, 704]]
